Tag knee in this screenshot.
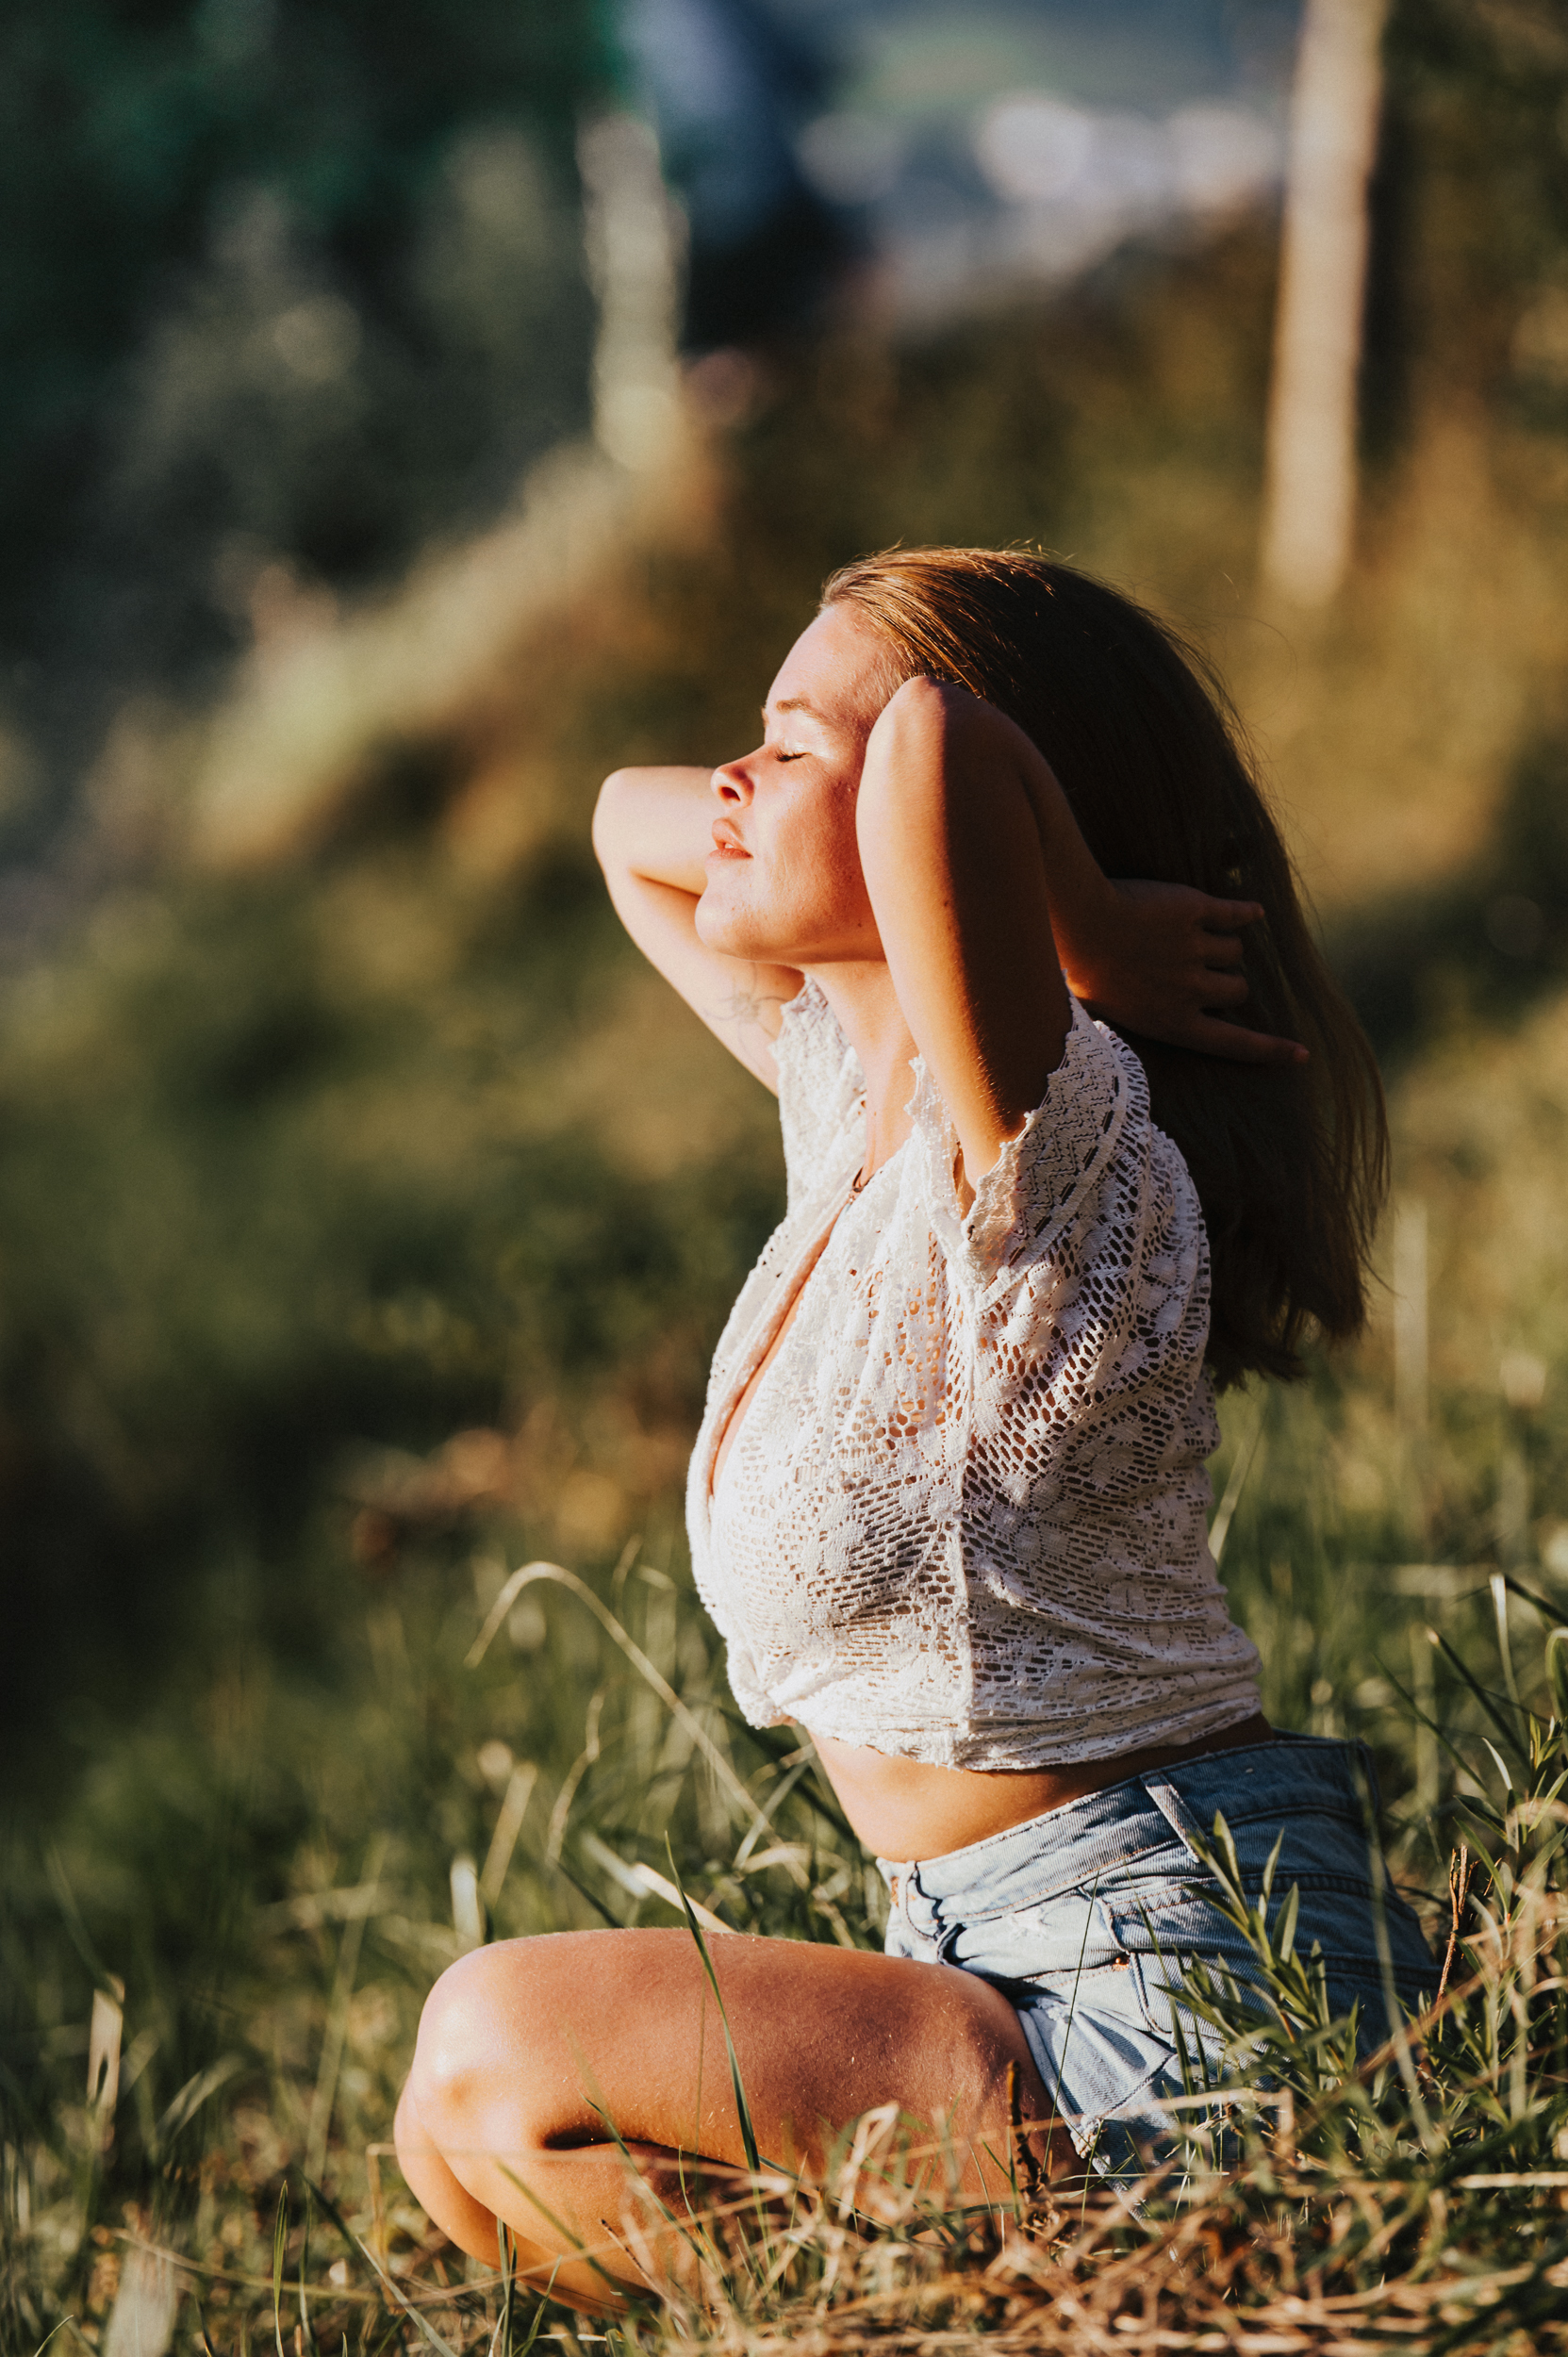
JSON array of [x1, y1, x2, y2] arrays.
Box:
[[405, 1937, 563, 2145], [407, 1944, 519, 2138], [392, 2069, 432, 2182], [393, 2065, 450, 2187]]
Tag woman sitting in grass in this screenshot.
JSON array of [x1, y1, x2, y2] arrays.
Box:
[[395, 547, 1432, 2306]]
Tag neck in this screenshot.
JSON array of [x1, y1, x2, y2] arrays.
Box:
[[805, 960, 919, 1180]]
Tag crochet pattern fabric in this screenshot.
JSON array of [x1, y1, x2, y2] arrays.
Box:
[[685, 981, 1262, 1770]]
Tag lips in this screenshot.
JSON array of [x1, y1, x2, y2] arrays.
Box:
[[709, 821, 750, 861]]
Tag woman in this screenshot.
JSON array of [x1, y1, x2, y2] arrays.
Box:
[[395, 549, 1430, 2305]]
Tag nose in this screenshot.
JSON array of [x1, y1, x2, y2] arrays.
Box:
[[711, 755, 754, 804]]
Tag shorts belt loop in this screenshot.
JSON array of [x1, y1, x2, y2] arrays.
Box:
[[1139, 1772, 1209, 1867]]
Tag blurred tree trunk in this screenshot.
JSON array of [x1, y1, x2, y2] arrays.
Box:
[[1262, 0, 1391, 605], [579, 113, 684, 473]]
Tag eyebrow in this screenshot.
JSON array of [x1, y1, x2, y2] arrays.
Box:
[[764, 695, 828, 722]]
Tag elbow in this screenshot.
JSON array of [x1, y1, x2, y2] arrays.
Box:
[[590, 767, 634, 879], [858, 678, 971, 843], [873, 674, 960, 763], [868, 675, 985, 772]]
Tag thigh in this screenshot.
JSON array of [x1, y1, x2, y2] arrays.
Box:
[[407, 1923, 1050, 2211]]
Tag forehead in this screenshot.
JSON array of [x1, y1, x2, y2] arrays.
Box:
[[765, 603, 893, 726]]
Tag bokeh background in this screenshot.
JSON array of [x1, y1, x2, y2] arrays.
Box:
[[5, 0, 1568, 2338]]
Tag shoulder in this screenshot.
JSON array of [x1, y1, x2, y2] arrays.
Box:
[[911, 1001, 1204, 1291]]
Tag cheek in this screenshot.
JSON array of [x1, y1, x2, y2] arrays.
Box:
[[780, 787, 866, 903]]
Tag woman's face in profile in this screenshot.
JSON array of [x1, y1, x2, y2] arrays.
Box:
[[696, 602, 894, 970]]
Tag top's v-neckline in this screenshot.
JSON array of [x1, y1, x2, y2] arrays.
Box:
[[705, 1129, 912, 1502], [706, 1181, 855, 1504]]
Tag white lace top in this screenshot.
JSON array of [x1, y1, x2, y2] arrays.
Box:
[[685, 981, 1262, 1770]]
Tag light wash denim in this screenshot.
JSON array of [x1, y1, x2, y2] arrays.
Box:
[[879, 1735, 1433, 2176]]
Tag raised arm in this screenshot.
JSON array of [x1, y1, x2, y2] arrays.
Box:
[[858, 678, 1306, 1189], [855, 683, 1072, 1189], [591, 766, 801, 1093]]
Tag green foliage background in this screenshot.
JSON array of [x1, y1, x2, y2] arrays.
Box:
[[4, 0, 1568, 2348], [0, 0, 608, 840]]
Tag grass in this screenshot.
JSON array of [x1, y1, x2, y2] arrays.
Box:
[[8, 1338, 1568, 2355]]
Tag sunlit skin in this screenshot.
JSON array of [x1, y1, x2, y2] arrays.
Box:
[[394, 603, 1280, 2307]]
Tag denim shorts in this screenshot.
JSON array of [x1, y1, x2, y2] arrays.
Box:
[[879, 1736, 1434, 2176]]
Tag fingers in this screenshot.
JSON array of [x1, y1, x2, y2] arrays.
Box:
[[1187, 1014, 1310, 1064], [1198, 898, 1264, 933]]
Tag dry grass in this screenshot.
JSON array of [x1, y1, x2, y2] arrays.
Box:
[[9, 1505, 1568, 2357]]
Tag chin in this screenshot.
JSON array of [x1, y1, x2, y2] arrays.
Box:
[[697, 892, 784, 964]]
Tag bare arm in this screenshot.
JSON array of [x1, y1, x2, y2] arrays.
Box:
[[856, 683, 1072, 1188], [591, 766, 801, 1093], [856, 681, 1303, 1192]]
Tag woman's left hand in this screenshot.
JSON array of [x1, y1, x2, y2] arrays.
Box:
[[1063, 880, 1308, 1064]]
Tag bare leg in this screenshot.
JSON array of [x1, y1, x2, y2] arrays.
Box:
[[393, 2075, 633, 2313], [394, 1927, 1064, 2308]]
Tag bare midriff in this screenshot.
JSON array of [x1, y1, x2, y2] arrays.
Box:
[[808, 1716, 1276, 1863]]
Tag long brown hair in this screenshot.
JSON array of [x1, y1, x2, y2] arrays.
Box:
[[821, 545, 1386, 1386]]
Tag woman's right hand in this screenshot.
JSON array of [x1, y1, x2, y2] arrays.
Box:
[[1061, 879, 1309, 1065]]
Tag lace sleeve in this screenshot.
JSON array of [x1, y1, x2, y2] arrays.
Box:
[[774, 978, 865, 1211], [907, 998, 1141, 1293]]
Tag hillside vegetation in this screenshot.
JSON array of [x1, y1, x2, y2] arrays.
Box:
[[6, 2, 1568, 2348]]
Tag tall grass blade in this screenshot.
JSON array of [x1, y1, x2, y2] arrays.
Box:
[[1354, 1762, 1436, 2151], [580, 1831, 731, 1935], [297, 2182, 316, 2357], [664, 1838, 762, 2176], [547, 1853, 624, 1929], [1428, 1624, 1526, 1757], [156, 2055, 244, 2150], [468, 1564, 784, 1858], [720, 1715, 861, 1844], [481, 1764, 539, 1907], [272, 2186, 289, 2357], [1382, 1648, 1485, 1783], [305, 1837, 385, 2184], [351, 2238, 465, 2357], [1492, 1572, 1526, 1715], [492, 2223, 512, 2357], [1209, 1399, 1264, 1564]]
